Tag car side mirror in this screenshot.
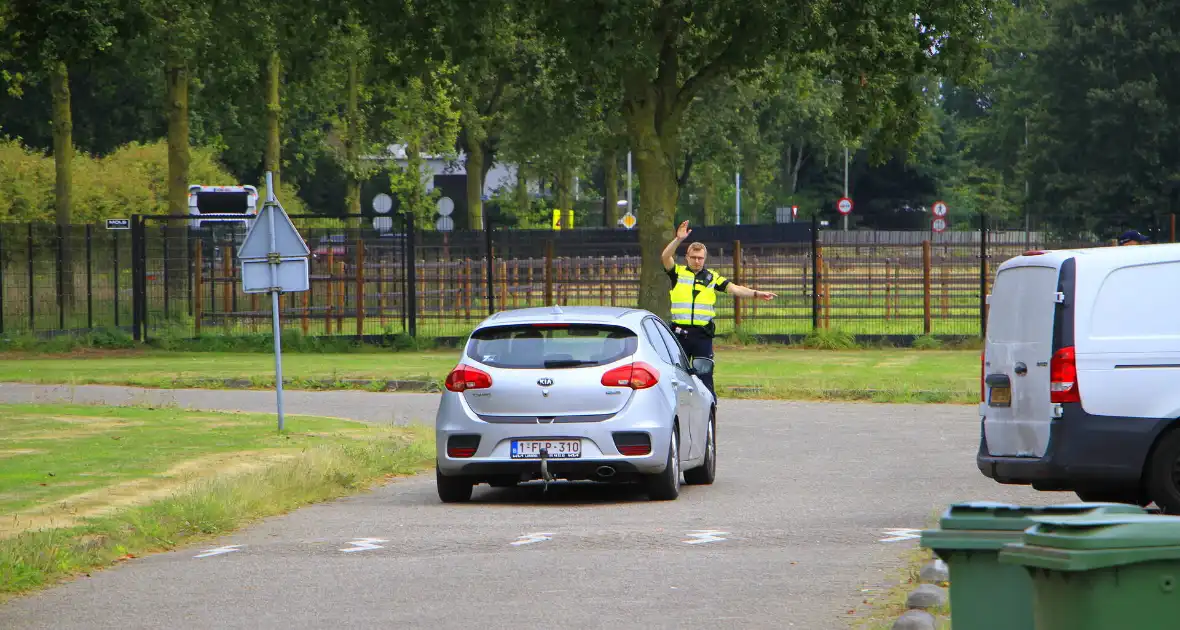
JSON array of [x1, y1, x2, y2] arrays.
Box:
[[690, 357, 714, 376]]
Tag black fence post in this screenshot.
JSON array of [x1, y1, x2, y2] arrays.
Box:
[[485, 220, 495, 315], [131, 215, 144, 342], [113, 230, 120, 329], [56, 224, 65, 330], [405, 214, 418, 338], [0, 228, 5, 335], [162, 225, 170, 322], [27, 224, 34, 331], [811, 214, 819, 330], [979, 212, 988, 339], [86, 225, 93, 330]]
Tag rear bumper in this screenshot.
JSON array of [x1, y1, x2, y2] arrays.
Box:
[[434, 390, 673, 479], [977, 403, 1172, 491]]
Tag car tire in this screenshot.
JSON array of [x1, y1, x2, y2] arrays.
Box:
[[684, 411, 716, 486], [1147, 429, 1180, 514], [645, 427, 681, 501], [436, 465, 474, 503]]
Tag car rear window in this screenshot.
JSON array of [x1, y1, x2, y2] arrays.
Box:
[[467, 324, 638, 369]]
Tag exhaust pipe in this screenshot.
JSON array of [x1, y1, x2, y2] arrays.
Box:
[[596, 465, 616, 478]]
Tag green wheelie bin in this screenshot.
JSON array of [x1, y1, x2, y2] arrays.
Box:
[[999, 512, 1180, 630], [918, 501, 1148, 630]]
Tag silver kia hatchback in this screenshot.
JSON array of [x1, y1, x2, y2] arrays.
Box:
[[434, 305, 717, 502]]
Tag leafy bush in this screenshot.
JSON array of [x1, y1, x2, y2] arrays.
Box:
[[0, 136, 309, 223]]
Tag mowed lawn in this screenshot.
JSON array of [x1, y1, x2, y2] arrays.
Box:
[[0, 404, 431, 538], [0, 346, 981, 403]]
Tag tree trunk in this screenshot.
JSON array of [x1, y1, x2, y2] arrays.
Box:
[[50, 60, 75, 310], [167, 60, 190, 218], [702, 166, 715, 225], [624, 103, 679, 318], [51, 61, 72, 225], [344, 59, 361, 221], [515, 164, 529, 222], [265, 49, 281, 193], [555, 165, 573, 229], [603, 147, 619, 227], [463, 133, 484, 229]]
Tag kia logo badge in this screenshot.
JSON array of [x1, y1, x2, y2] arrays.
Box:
[[537, 378, 553, 387]]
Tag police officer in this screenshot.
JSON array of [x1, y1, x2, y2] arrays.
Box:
[[660, 220, 776, 397]]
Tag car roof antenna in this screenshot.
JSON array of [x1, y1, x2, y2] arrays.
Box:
[[551, 304, 563, 315]]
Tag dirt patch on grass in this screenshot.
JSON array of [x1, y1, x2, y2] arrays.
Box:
[[0, 449, 44, 458], [0, 449, 298, 539]]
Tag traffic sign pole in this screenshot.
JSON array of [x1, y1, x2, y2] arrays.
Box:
[[266, 172, 286, 432]]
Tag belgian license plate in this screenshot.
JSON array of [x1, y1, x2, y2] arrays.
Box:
[[990, 386, 1012, 407], [511, 439, 581, 459]]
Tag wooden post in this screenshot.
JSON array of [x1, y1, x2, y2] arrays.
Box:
[[337, 260, 344, 330], [544, 241, 554, 306], [301, 289, 309, 335], [733, 240, 743, 328], [922, 240, 932, 335], [325, 251, 335, 334], [222, 244, 232, 331], [464, 258, 473, 317], [355, 240, 365, 337], [194, 244, 203, 335]]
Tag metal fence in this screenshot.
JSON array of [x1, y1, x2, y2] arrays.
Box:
[[0, 214, 1109, 343]]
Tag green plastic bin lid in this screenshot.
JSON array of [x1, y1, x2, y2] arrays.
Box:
[[920, 501, 1148, 552], [1000, 513, 1180, 571], [1022, 513, 1180, 550], [937, 501, 1147, 531]]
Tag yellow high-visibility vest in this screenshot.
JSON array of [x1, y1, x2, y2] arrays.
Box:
[[668, 264, 727, 327]]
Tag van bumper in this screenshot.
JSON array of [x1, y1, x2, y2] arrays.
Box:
[[976, 403, 1171, 491]]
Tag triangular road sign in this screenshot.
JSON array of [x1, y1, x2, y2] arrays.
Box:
[[238, 202, 310, 260]]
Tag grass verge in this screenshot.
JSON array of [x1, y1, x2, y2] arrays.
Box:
[[852, 511, 950, 629], [0, 404, 435, 601], [0, 346, 981, 404]]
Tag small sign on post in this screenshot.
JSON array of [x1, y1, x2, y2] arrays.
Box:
[[106, 219, 130, 230], [237, 172, 310, 431]]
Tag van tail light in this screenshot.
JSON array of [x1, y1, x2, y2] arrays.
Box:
[[601, 362, 659, 389], [980, 349, 985, 402], [1050, 346, 1080, 403], [445, 365, 492, 392]]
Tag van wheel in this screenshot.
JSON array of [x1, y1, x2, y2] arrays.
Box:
[[1147, 430, 1180, 514]]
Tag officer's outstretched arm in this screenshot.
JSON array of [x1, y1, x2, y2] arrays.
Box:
[[726, 283, 777, 301]]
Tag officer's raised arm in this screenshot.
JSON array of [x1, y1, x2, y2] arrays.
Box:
[[661, 221, 692, 271]]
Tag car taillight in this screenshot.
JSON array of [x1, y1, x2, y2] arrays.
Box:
[[601, 362, 659, 389], [445, 365, 492, 392], [1050, 346, 1079, 403]]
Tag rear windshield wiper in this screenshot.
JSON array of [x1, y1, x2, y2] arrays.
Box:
[[543, 359, 600, 368]]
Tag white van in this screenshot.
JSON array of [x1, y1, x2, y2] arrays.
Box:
[[977, 242, 1180, 513]]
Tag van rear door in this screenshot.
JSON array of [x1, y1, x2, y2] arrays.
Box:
[[983, 262, 1062, 458]]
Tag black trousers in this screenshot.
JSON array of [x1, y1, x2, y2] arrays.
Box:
[[673, 324, 715, 397]]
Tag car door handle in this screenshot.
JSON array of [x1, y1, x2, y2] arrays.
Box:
[[685, 385, 694, 393], [671, 379, 680, 387]]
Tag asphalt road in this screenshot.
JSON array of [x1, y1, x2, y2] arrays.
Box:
[[0, 384, 1068, 629]]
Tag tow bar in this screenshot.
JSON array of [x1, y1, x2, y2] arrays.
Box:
[[539, 447, 554, 492]]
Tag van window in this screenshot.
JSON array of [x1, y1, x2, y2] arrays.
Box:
[[467, 324, 638, 369], [987, 266, 1060, 344], [1090, 262, 1180, 339]]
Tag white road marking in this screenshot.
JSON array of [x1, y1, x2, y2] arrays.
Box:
[[879, 528, 922, 543], [340, 538, 388, 553], [510, 532, 554, 546], [194, 544, 243, 558], [683, 530, 729, 544]]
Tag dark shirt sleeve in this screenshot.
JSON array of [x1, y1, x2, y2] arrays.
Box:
[[666, 264, 680, 286], [715, 278, 730, 292]]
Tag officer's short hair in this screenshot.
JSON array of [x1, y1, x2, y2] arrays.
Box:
[[686, 242, 707, 254]]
